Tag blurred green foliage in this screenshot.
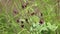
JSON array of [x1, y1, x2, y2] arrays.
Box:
[[0, 0, 60, 34]]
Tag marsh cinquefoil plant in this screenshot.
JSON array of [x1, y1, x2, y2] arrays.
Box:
[[29, 22, 58, 34]]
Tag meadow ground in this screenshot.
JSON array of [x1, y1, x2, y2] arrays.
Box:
[[0, 0, 60, 34]]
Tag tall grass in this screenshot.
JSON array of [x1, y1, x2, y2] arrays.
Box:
[[0, 0, 60, 34]]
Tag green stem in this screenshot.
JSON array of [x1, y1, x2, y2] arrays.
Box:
[[18, 29, 27, 34]]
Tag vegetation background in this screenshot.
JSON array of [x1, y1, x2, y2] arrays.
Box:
[[0, 0, 60, 34]]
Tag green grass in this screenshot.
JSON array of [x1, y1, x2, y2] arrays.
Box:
[[0, 0, 60, 34]]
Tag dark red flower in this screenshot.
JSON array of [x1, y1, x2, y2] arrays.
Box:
[[13, 9, 18, 14], [41, 13, 43, 16], [39, 19, 44, 24], [21, 21, 24, 24], [31, 12, 35, 16], [17, 19, 20, 23], [22, 2, 28, 8], [25, 18, 29, 23], [21, 25, 24, 28]]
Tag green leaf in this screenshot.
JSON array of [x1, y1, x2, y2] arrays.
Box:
[[47, 23, 58, 31], [30, 15, 40, 23]]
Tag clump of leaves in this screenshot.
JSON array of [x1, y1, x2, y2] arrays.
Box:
[[29, 22, 58, 34]]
